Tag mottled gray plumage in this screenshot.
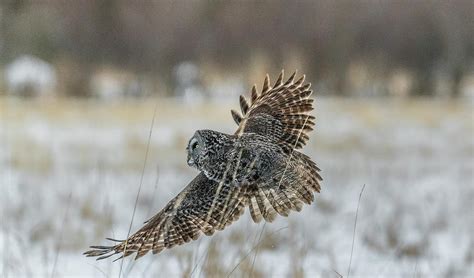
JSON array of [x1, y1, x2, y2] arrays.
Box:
[[84, 70, 322, 261]]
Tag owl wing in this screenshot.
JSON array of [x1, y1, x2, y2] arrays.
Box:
[[244, 151, 322, 223], [84, 172, 248, 261], [231, 70, 315, 153]]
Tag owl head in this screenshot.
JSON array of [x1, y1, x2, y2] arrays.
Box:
[[186, 130, 234, 177]]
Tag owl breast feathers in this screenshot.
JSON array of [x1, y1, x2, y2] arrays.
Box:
[[84, 70, 322, 261]]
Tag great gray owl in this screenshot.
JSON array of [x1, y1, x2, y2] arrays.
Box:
[[84, 70, 322, 261]]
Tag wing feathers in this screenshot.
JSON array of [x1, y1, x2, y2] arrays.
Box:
[[257, 188, 277, 222], [262, 74, 271, 94], [84, 173, 246, 261], [294, 74, 305, 87], [231, 109, 243, 125], [283, 71, 297, 86], [233, 70, 315, 151], [247, 151, 322, 223], [249, 196, 263, 223], [274, 70, 284, 88], [267, 188, 290, 216], [251, 85, 259, 104], [239, 95, 249, 114]]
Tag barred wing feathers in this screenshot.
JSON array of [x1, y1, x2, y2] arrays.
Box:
[[231, 70, 315, 152], [84, 173, 247, 261], [231, 71, 321, 222], [247, 151, 322, 223]]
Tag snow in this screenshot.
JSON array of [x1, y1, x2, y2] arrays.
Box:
[[4, 55, 57, 96], [0, 97, 472, 277]]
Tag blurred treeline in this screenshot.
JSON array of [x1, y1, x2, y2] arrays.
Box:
[[1, 0, 473, 98]]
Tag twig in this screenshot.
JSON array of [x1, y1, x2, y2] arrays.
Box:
[[189, 238, 203, 278], [87, 263, 109, 278], [119, 101, 158, 278], [249, 222, 266, 277], [124, 257, 136, 277], [2, 97, 10, 278], [197, 240, 214, 278], [141, 257, 156, 277], [332, 269, 343, 278], [51, 192, 72, 278], [347, 184, 366, 278], [2, 212, 9, 278], [138, 169, 161, 277], [145, 167, 160, 218], [226, 226, 288, 277]]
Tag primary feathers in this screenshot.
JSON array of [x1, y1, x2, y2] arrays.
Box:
[[84, 70, 322, 261]]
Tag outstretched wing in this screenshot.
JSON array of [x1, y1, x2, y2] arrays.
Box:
[[231, 71, 322, 222], [231, 70, 315, 153], [246, 151, 322, 223], [84, 173, 247, 261]]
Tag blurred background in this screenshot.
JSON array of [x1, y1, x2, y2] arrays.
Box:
[[1, 0, 473, 277]]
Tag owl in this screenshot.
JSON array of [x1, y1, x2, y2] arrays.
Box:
[[84, 70, 322, 261]]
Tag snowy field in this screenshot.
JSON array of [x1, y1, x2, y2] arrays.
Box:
[[1, 97, 473, 277]]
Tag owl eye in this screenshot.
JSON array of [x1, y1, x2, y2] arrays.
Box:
[[190, 138, 199, 151]]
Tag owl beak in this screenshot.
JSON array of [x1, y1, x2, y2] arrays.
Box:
[[187, 156, 195, 167]]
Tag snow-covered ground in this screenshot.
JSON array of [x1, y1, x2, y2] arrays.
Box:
[[1, 97, 473, 277]]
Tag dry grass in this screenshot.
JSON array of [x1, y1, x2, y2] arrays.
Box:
[[1, 96, 472, 276]]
